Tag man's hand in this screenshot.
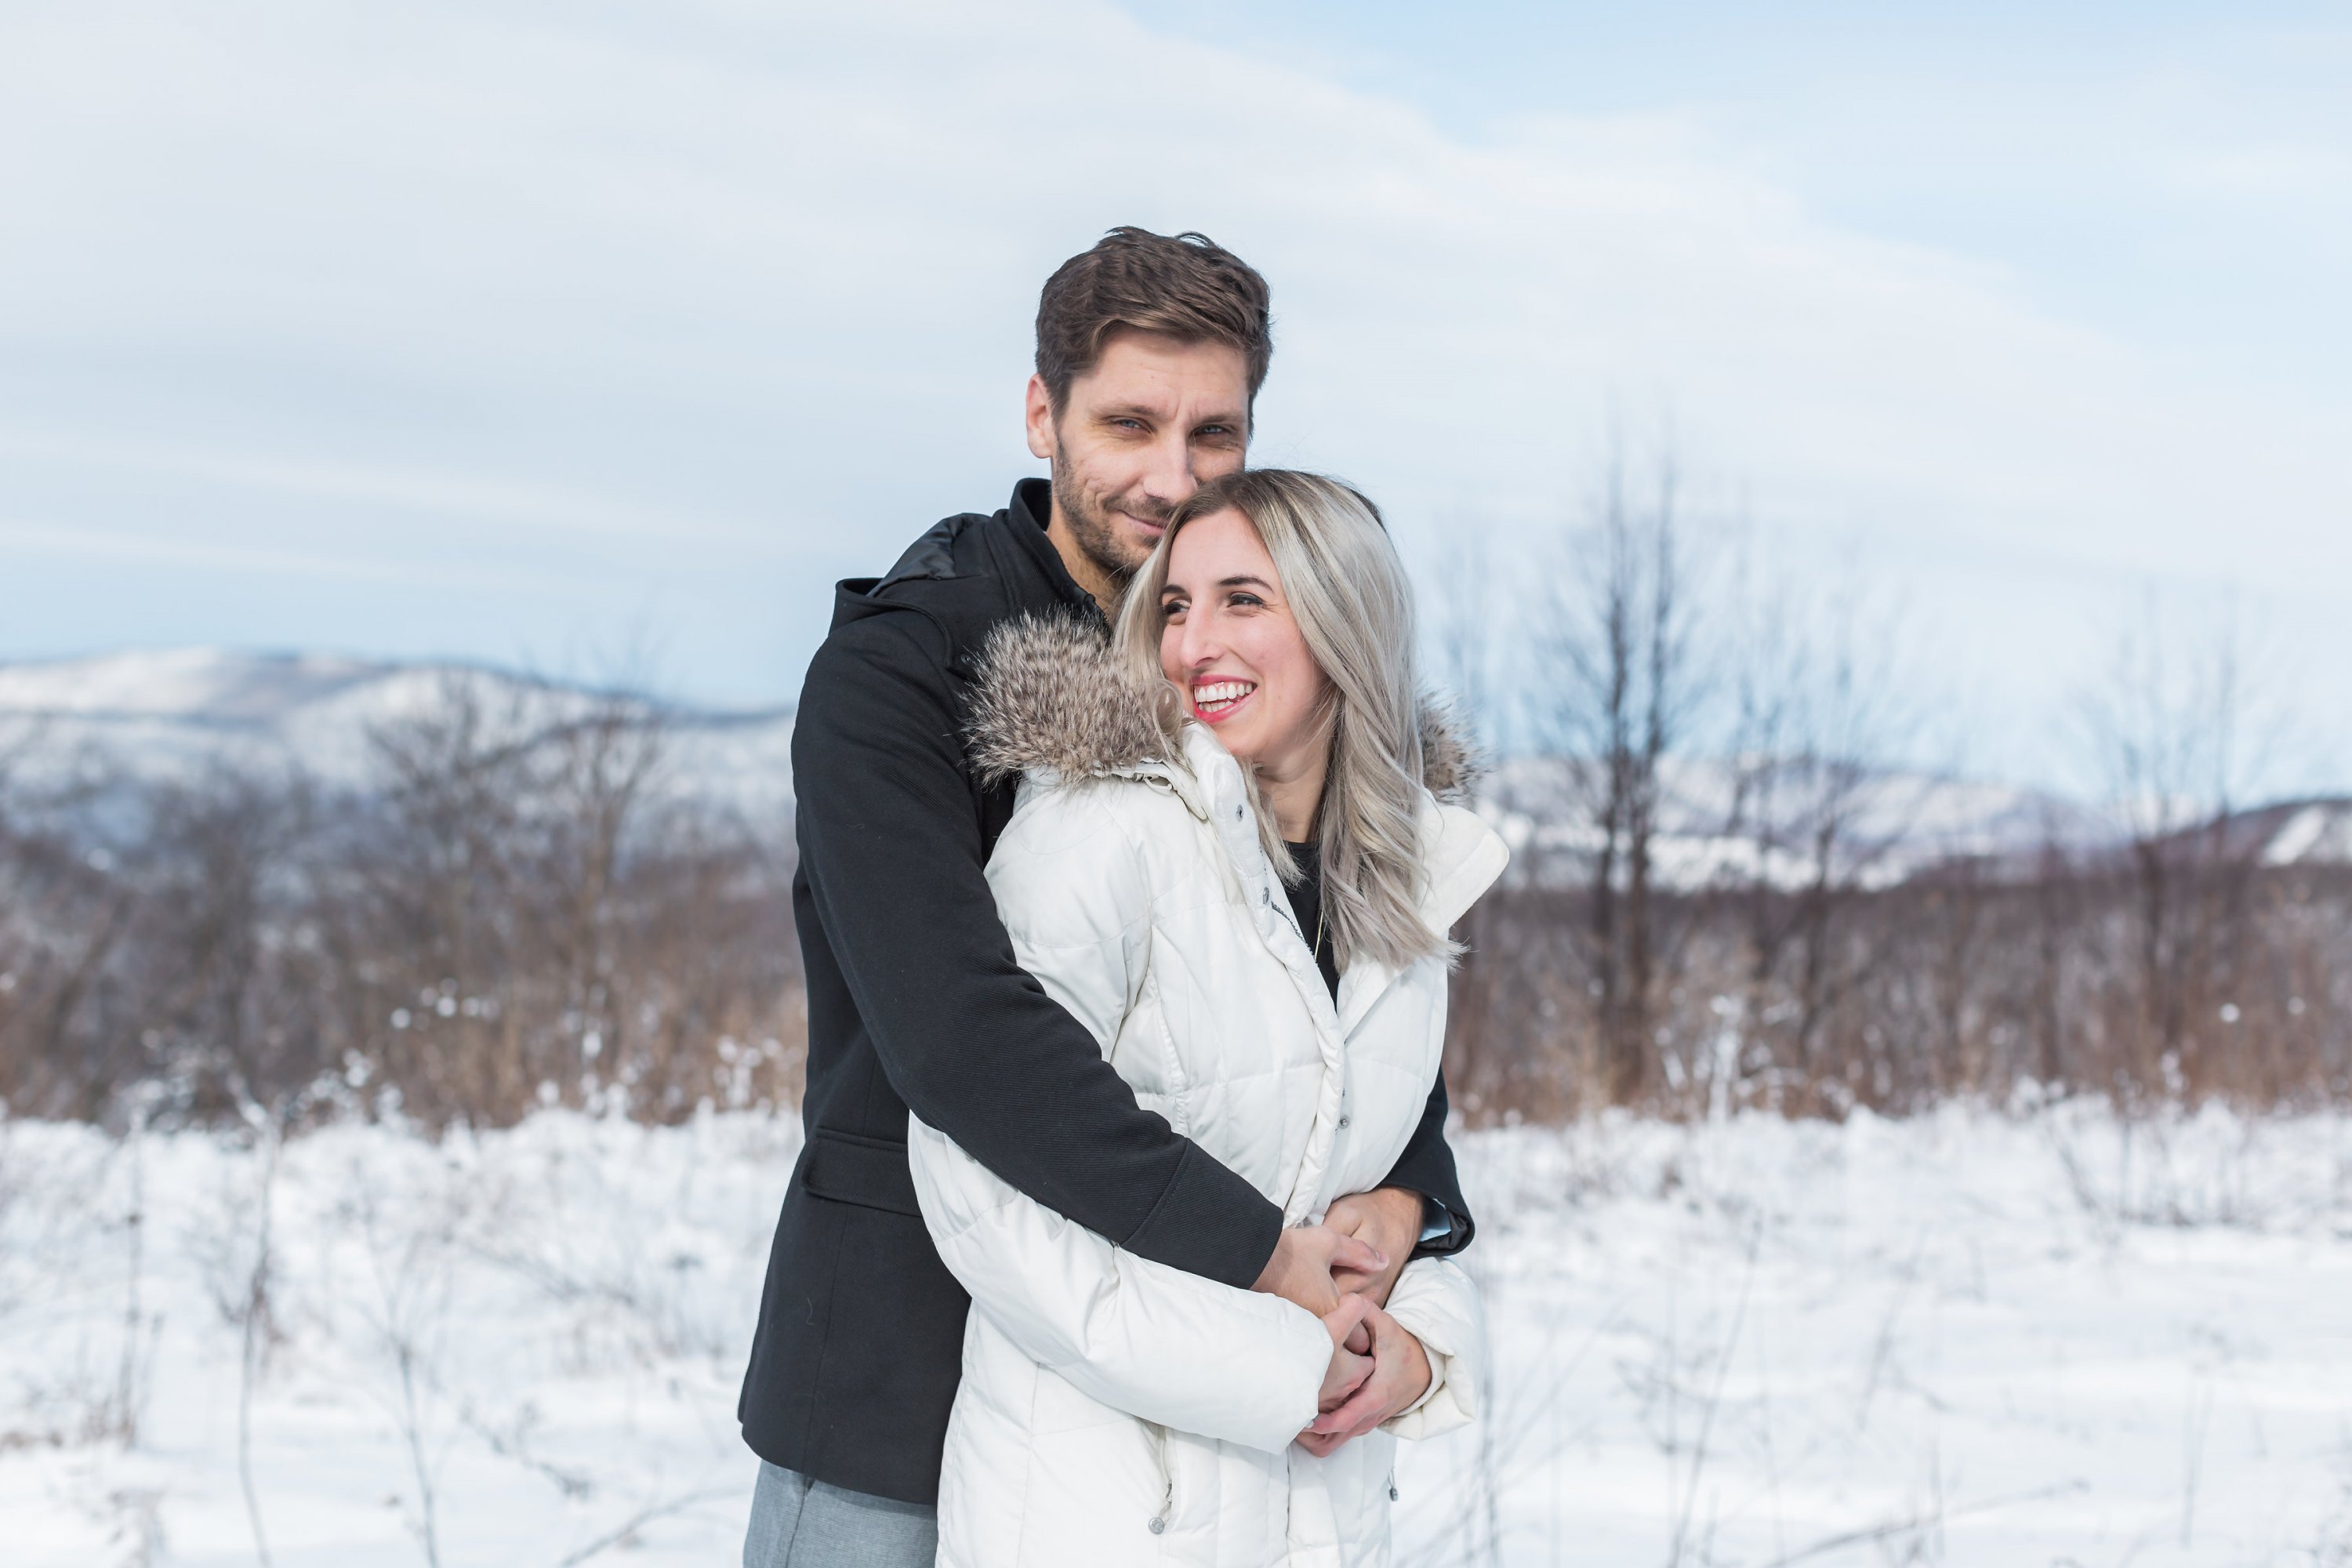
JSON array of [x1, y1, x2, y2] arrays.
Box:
[[1294, 1304, 1432, 1457], [1252, 1223, 1385, 1321], [1323, 1188, 1424, 1307]]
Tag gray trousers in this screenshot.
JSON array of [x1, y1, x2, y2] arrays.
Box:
[[743, 1461, 938, 1567]]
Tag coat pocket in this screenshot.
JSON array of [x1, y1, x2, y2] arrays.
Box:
[[800, 1127, 922, 1218]]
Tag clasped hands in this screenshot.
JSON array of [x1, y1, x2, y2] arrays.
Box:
[[1249, 1187, 1432, 1457]]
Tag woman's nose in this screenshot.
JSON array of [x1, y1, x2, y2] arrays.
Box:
[[1175, 612, 1222, 671]]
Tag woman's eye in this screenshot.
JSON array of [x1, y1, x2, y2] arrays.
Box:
[[1160, 599, 1186, 619], [1229, 593, 1264, 608]]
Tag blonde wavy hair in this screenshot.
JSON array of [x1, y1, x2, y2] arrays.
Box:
[[1113, 470, 1450, 972]]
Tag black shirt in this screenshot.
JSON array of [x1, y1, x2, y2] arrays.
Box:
[[1284, 838, 1457, 1247], [1282, 840, 1341, 1000]]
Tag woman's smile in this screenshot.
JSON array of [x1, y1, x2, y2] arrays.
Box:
[[1190, 677, 1258, 721]]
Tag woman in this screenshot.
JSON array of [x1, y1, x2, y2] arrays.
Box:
[[908, 470, 1507, 1566]]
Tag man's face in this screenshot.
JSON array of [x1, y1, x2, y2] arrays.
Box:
[[1025, 330, 1250, 589]]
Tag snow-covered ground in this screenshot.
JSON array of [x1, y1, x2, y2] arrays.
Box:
[[1423, 1110, 2352, 1566], [5, 1105, 2350, 1566]]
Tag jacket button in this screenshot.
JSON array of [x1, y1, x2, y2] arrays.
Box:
[[1338, 1116, 1351, 1129], [1148, 1517, 1167, 1535]]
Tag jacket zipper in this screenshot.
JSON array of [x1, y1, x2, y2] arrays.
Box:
[[1147, 1421, 1175, 1536]]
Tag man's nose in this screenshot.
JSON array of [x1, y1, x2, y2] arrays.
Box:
[[1141, 426, 1197, 506]]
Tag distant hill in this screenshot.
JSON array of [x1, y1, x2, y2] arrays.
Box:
[[1483, 754, 2114, 891], [0, 648, 796, 815], [2140, 795, 2352, 871], [1483, 760, 2352, 891], [7, 650, 2348, 884]]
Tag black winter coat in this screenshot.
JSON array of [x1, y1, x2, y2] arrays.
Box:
[[737, 479, 1475, 1504]]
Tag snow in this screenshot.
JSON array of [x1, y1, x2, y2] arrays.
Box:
[[1414, 1109, 2352, 1564], [0, 1112, 797, 1567], [2263, 804, 2352, 869], [6, 1105, 2350, 1566]]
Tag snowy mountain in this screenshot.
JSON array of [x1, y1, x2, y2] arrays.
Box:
[[1483, 753, 2112, 891], [0, 648, 796, 814], [8, 650, 2347, 882], [2165, 795, 2352, 870]]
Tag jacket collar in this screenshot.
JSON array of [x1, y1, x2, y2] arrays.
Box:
[[1004, 477, 1099, 620], [825, 477, 1098, 638]]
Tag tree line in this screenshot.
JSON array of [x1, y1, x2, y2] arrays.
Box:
[[1436, 450, 2347, 1122], [0, 677, 801, 1133]]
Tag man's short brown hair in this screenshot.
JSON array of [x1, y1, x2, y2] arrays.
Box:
[[1035, 227, 1273, 416]]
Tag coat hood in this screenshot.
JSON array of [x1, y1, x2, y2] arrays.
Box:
[[965, 613, 1483, 802]]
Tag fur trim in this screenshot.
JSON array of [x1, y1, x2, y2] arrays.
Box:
[[966, 614, 1488, 800], [966, 615, 1171, 786], [1416, 695, 1483, 804]]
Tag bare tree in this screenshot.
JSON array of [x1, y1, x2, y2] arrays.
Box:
[[2082, 587, 2274, 1103], [1704, 536, 1940, 1112], [1428, 517, 1508, 1115], [1532, 445, 1704, 1107]]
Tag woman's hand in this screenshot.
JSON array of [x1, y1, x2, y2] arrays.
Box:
[[1318, 1294, 1377, 1412], [1295, 1305, 1431, 1457]]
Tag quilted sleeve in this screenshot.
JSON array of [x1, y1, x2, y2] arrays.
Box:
[[1378, 1255, 1483, 1439]]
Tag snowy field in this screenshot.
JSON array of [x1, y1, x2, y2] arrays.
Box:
[[5, 1105, 2350, 1566]]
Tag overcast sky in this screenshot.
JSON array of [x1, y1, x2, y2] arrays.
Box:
[[3, 1, 2347, 790]]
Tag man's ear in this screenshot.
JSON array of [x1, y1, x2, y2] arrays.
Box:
[[1025, 376, 1073, 465], [1024, 374, 1058, 462]]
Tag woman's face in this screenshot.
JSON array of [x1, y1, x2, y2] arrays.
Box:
[[1157, 507, 1332, 776]]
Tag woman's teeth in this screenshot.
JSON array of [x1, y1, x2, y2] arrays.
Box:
[[1192, 679, 1256, 717]]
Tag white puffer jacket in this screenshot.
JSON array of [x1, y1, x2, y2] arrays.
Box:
[[909, 620, 1508, 1567]]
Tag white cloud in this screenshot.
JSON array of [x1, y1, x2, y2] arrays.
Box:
[[0, 517, 545, 590], [0, 427, 785, 549]]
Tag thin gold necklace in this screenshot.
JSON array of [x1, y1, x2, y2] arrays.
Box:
[[1312, 858, 1327, 960]]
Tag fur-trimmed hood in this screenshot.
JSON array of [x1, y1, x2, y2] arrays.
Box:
[[965, 613, 1482, 802]]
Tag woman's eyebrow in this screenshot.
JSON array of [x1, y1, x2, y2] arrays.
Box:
[[1218, 574, 1275, 591]]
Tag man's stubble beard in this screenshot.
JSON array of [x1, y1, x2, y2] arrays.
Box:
[[1051, 448, 1171, 597]]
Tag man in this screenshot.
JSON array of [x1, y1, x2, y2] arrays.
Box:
[[739, 227, 1476, 1564]]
